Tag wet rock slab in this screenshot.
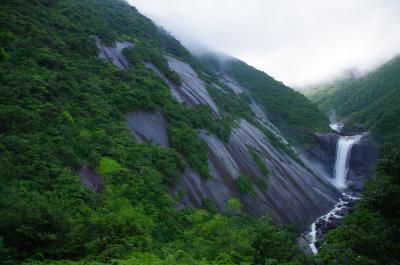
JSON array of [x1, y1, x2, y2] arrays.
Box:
[[78, 166, 103, 192], [178, 119, 340, 229], [221, 75, 245, 94], [126, 110, 170, 147], [144, 62, 184, 102], [165, 55, 219, 115], [94, 36, 134, 69]]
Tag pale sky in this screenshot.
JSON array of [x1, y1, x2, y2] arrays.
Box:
[[127, 0, 400, 88]]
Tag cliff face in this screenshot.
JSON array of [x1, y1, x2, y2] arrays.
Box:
[[2, 1, 388, 262], [301, 132, 378, 192], [301, 133, 339, 179], [94, 35, 380, 229], [174, 119, 341, 229], [347, 136, 379, 191], [144, 54, 341, 228], [93, 34, 387, 232]]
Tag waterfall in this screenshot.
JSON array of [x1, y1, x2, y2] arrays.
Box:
[[333, 134, 363, 189], [306, 122, 364, 254]]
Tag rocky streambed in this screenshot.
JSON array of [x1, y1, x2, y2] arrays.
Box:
[[303, 193, 360, 254]]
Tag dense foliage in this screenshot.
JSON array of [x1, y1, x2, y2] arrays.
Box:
[[5, 0, 398, 264], [0, 0, 312, 264], [316, 134, 400, 265], [235, 175, 256, 196], [307, 56, 400, 140]]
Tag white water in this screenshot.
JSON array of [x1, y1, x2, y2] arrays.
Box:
[[307, 122, 364, 254], [329, 122, 344, 132], [308, 193, 360, 254], [333, 134, 363, 189]]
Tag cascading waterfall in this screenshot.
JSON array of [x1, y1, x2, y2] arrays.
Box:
[[307, 123, 364, 254], [333, 135, 363, 189]]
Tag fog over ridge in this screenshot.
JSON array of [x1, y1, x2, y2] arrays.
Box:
[[127, 0, 400, 88]]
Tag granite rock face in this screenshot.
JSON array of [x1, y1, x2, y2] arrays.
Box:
[[146, 56, 341, 228], [89, 38, 376, 230], [300, 133, 339, 180], [78, 166, 103, 192], [347, 135, 379, 191], [126, 110, 170, 147], [94, 36, 134, 69], [144, 62, 184, 103], [165, 56, 219, 115], [177, 119, 340, 229], [301, 132, 378, 192]]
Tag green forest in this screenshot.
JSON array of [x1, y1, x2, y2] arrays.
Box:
[[306, 56, 400, 140], [0, 0, 399, 265], [0, 0, 307, 264]]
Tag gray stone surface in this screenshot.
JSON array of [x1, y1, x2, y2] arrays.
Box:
[[126, 110, 170, 147], [221, 75, 245, 94], [300, 132, 378, 192], [166, 56, 219, 115], [78, 166, 103, 192], [347, 135, 379, 191], [144, 62, 184, 103], [94, 36, 134, 69], [179, 119, 340, 229]]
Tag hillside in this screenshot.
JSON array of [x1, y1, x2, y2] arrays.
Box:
[[306, 56, 400, 140], [0, 0, 341, 264], [198, 53, 329, 145]]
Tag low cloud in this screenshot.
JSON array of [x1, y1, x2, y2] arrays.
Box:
[[128, 0, 400, 87]]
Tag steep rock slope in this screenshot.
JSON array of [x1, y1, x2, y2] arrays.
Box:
[[94, 36, 134, 69], [146, 55, 339, 228], [166, 55, 219, 115], [125, 110, 170, 147], [198, 53, 330, 145], [0, 0, 341, 263]]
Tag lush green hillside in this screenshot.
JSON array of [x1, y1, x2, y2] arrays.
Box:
[[307, 56, 400, 140], [0, 0, 309, 264], [3, 0, 397, 264], [198, 54, 329, 145]]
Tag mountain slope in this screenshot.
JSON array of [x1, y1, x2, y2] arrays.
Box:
[[0, 0, 338, 264], [198, 54, 329, 146], [307, 56, 400, 139]]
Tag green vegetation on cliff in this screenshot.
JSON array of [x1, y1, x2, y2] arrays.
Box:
[[3, 0, 397, 264], [0, 0, 309, 264], [198, 54, 329, 145], [307, 56, 400, 140]]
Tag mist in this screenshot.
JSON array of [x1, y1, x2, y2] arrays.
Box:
[[127, 0, 400, 88]]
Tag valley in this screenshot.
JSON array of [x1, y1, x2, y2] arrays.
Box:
[[0, 0, 398, 264]]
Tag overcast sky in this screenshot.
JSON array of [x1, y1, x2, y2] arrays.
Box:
[[127, 0, 400, 87]]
